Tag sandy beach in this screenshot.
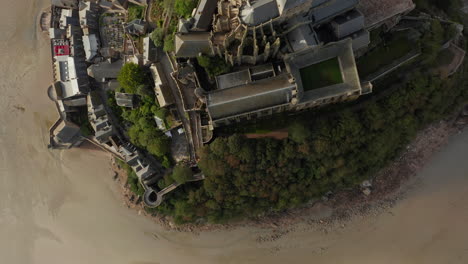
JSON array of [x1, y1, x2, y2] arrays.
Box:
[[1, 0, 468, 263]]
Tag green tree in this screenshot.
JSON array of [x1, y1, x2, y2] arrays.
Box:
[[117, 63, 146, 94], [136, 84, 153, 98], [171, 164, 193, 184], [421, 20, 444, 65], [197, 55, 231, 77], [174, 0, 197, 18], [163, 34, 175, 52], [149, 28, 164, 47], [288, 122, 311, 143]]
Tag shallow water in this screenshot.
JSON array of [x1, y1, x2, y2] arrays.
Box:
[[1, 1, 468, 264]]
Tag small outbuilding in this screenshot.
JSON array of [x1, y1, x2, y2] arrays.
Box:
[[115, 92, 137, 108], [125, 19, 147, 36]]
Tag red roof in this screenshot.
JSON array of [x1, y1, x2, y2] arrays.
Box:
[[54, 44, 70, 56]]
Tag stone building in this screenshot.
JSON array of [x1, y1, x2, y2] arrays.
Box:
[[206, 39, 372, 127], [172, 0, 418, 128], [87, 91, 115, 143]]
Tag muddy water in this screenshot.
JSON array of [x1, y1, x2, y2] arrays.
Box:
[[1, 1, 468, 264]]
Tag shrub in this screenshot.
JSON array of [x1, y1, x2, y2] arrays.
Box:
[[171, 164, 193, 184], [174, 0, 197, 18], [197, 55, 231, 77], [150, 28, 164, 47], [163, 34, 175, 52], [117, 63, 146, 94]]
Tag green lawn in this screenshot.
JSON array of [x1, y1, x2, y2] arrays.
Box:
[[357, 33, 413, 78], [300, 58, 343, 91], [127, 3, 145, 22]]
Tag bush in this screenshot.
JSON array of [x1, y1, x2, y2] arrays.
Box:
[[128, 117, 171, 157], [420, 20, 444, 65], [119, 160, 146, 196], [150, 28, 164, 47], [174, 0, 197, 18], [197, 55, 231, 77], [127, 3, 145, 22], [127, 170, 145, 196], [288, 122, 310, 143], [163, 34, 175, 52], [171, 164, 193, 184], [117, 63, 146, 94]]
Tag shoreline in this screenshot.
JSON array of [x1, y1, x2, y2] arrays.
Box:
[[107, 107, 468, 233]]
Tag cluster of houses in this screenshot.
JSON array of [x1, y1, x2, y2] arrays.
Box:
[[46, 0, 178, 207]]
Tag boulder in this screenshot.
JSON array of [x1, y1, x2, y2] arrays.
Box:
[[363, 188, 371, 196]]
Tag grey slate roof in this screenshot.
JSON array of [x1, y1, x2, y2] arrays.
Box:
[[88, 59, 124, 82], [207, 74, 296, 120], [240, 0, 279, 26], [307, 0, 359, 24], [150, 64, 175, 107], [287, 22, 318, 52], [192, 0, 218, 31], [52, 0, 78, 8], [54, 120, 81, 144], [174, 33, 212, 57], [215, 69, 251, 90], [143, 36, 158, 64], [115, 92, 136, 108], [331, 9, 365, 38], [178, 18, 192, 33], [125, 19, 147, 35], [345, 29, 370, 51]]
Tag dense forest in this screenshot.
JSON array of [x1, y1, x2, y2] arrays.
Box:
[[148, 4, 468, 224]]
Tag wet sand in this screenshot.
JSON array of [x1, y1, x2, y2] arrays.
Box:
[[1, 1, 468, 263]]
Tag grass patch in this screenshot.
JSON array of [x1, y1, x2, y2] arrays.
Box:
[[357, 32, 414, 77], [300, 57, 343, 91], [127, 3, 145, 22]]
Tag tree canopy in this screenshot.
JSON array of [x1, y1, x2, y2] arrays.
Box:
[[197, 55, 231, 77], [150, 28, 164, 47], [171, 164, 193, 184], [174, 0, 197, 18], [117, 63, 147, 94], [163, 34, 175, 52]]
